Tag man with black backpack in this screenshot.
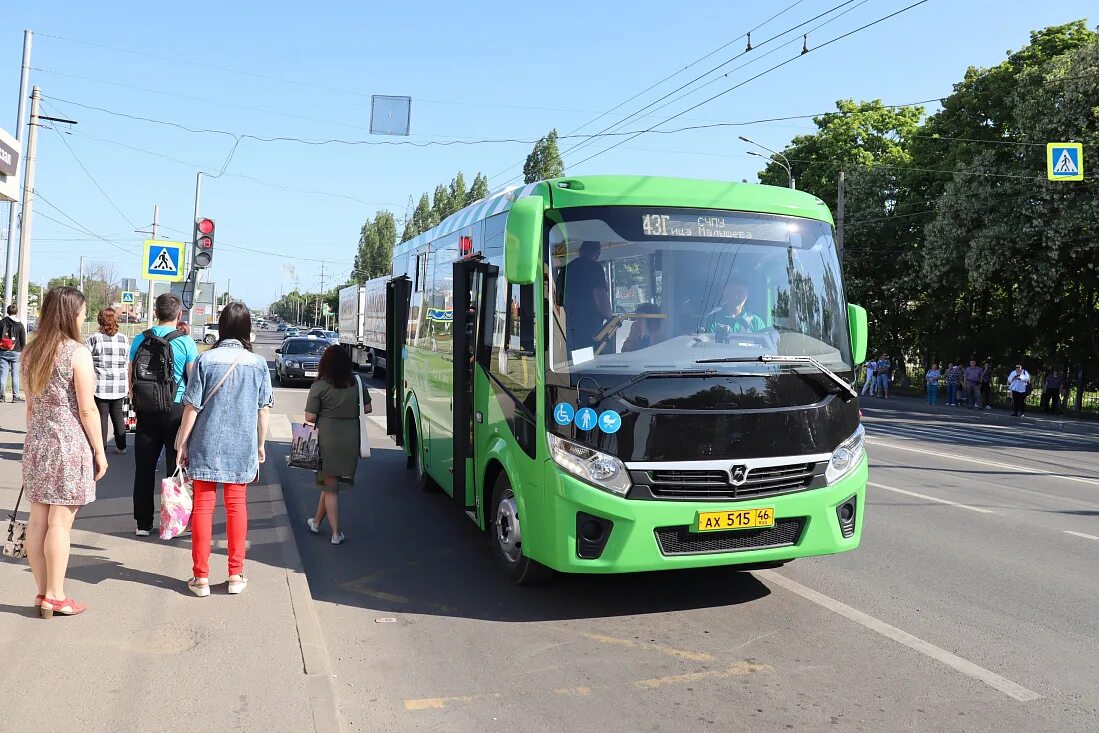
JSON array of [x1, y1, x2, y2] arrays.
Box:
[[129, 293, 198, 536], [0, 304, 27, 402]]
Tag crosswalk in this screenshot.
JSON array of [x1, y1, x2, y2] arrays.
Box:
[[864, 417, 1098, 452]]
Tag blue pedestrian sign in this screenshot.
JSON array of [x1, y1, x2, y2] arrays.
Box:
[[553, 402, 576, 426], [1047, 142, 1083, 181], [598, 410, 622, 434], [121, 291, 135, 304], [142, 239, 186, 282], [574, 407, 598, 432]]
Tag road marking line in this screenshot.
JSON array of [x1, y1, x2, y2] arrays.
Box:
[[757, 570, 1042, 702], [632, 660, 771, 689], [267, 413, 292, 442], [1062, 530, 1099, 541], [867, 438, 1099, 487], [404, 693, 502, 711], [868, 481, 994, 514], [554, 687, 592, 696], [560, 629, 713, 662]]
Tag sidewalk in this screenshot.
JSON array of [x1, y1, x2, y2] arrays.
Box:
[[0, 400, 341, 732], [859, 391, 1099, 436]]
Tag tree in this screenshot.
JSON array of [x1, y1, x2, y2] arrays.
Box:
[[449, 172, 469, 212], [523, 129, 564, 183], [431, 184, 452, 221], [412, 193, 436, 235], [47, 274, 79, 290], [469, 172, 489, 202], [755, 99, 925, 356]]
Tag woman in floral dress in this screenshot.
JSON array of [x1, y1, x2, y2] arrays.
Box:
[[21, 286, 108, 618]]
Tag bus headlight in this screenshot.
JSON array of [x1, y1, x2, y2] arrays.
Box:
[[547, 434, 632, 497], [826, 424, 865, 484]]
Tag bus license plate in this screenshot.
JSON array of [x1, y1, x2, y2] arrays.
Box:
[[696, 508, 775, 532]]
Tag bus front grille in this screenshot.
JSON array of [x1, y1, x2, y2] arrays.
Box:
[[654, 519, 805, 556], [642, 463, 820, 500]]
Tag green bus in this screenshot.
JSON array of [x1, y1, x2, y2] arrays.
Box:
[[381, 176, 868, 583]]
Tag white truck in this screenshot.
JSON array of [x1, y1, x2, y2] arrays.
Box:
[[338, 277, 388, 376]]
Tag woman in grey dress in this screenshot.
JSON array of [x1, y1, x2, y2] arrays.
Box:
[[21, 286, 108, 617], [304, 345, 371, 545]]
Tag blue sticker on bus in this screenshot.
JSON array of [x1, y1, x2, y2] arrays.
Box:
[[574, 407, 598, 431], [553, 402, 575, 426], [598, 410, 622, 434]]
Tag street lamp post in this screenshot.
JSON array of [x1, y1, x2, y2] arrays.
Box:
[[740, 135, 795, 189]]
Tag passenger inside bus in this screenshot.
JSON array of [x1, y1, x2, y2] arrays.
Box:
[[621, 302, 667, 352], [558, 240, 612, 352], [701, 280, 766, 340]]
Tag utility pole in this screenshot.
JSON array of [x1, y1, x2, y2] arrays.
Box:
[[79, 255, 84, 293], [14, 86, 40, 320], [317, 260, 326, 326], [3, 30, 31, 310], [836, 170, 845, 265]]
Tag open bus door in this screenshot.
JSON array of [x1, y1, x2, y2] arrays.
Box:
[[452, 257, 498, 514], [385, 276, 411, 446]]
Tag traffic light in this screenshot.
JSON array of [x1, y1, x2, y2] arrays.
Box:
[[193, 217, 215, 269]]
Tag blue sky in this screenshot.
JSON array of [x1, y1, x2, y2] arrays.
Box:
[[3, 1, 1094, 308]]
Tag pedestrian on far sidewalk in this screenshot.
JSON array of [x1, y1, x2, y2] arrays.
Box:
[[130, 293, 198, 537], [862, 357, 877, 397], [963, 359, 984, 409], [86, 308, 130, 455], [945, 362, 962, 406], [175, 303, 272, 597], [304, 344, 372, 546], [0, 303, 28, 402], [925, 363, 941, 405], [875, 353, 891, 399], [980, 362, 993, 410], [1041, 369, 1063, 414], [20, 287, 108, 618], [1007, 363, 1030, 417]]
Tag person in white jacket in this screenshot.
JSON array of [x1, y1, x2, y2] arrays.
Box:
[[1007, 364, 1030, 417]]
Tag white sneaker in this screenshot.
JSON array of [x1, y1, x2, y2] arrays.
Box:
[[188, 577, 210, 597], [135, 528, 151, 537], [227, 575, 248, 595], [306, 518, 320, 534], [331, 532, 345, 546]]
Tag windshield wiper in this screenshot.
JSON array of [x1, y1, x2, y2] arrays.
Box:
[[695, 354, 857, 399], [582, 369, 719, 406]]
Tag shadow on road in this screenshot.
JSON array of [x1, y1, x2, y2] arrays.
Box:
[[274, 440, 772, 623]]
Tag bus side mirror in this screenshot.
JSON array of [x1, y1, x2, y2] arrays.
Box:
[[847, 303, 867, 365], [504, 195, 543, 285]]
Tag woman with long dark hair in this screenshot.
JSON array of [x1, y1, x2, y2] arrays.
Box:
[[21, 286, 108, 617], [86, 307, 130, 454], [174, 302, 272, 596], [304, 344, 371, 545]]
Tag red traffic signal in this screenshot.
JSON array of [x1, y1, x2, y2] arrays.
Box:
[[193, 217, 215, 269]]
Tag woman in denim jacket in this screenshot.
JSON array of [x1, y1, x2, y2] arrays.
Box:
[[175, 303, 273, 597]]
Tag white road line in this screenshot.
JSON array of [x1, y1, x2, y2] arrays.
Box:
[[267, 413, 292, 443], [868, 481, 993, 514], [867, 438, 1099, 488], [756, 570, 1042, 702], [1062, 530, 1099, 541]]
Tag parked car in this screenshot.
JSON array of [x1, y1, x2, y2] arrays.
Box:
[[201, 323, 256, 345], [274, 336, 329, 386]]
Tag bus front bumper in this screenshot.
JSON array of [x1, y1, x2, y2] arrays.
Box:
[[536, 457, 867, 574]]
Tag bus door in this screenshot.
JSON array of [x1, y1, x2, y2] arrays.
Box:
[[385, 276, 411, 446], [453, 258, 498, 513]]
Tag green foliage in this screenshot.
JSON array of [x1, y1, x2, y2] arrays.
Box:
[[523, 129, 564, 183], [353, 210, 399, 283], [470, 172, 489, 202], [750, 22, 1099, 399]]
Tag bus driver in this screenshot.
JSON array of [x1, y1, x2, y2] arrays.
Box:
[[703, 281, 766, 338]]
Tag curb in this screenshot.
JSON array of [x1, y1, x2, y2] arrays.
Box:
[[258, 459, 344, 733], [861, 396, 1099, 437]]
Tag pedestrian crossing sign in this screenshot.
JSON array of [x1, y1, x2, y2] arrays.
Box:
[[142, 239, 186, 282], [121, 291, 135, 304], [1047, 142, 1083, 181]]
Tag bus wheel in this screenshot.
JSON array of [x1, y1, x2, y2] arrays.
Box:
[[410, 423, 436, 492], [490, 473, 551, 585]]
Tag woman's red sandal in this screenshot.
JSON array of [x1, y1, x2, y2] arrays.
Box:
[[40, 598, 85, 618]]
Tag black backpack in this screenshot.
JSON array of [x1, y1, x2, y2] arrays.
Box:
[[131, 329, 186, 415]]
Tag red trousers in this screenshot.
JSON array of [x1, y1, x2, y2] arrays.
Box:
[[191, 480, 248, 578]]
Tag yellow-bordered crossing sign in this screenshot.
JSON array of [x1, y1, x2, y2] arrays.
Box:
[[142, 240, 187, 282], [1047, 143, 1083, 181]]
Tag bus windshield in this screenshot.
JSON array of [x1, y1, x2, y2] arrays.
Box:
[[547, 206, 851, 377]]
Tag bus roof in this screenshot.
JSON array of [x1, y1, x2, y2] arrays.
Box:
[[395, 176, 834, 254]]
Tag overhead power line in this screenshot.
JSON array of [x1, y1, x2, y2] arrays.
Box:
[[34, 192, 140, 255], [567, 0, 934, 172]]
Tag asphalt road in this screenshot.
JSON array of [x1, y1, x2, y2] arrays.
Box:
[[254, 332, 1099, 732]]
